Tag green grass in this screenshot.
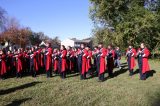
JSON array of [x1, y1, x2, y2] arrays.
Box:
[[0, 58, 160, 106]]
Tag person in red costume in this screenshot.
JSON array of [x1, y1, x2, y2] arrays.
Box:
[[53, 48, 59, 74], [87, 46, 92, 75], [45, 43, 53, 78], [137, 43, 150, 80], [16, 48, 23, 78], [126, 45, 137, 76], [60, 45, 67, 79], [0, 50, 7, 80], [6, 50, 13, 76], [30, 47, 39, 77], [107, 45, 115, 78], [97, 43, 107, 81]]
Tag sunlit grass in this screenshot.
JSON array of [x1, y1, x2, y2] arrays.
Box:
[[0, 58, 160, 106]]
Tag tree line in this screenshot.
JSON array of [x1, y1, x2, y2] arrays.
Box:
[[0, 7, 60, 48], [89, 0, 160, 56]]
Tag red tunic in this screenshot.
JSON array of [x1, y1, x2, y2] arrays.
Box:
[[126, 48, 136, 70], [37, 49, 42, 68], [17, 53, 23, 73], [46, 47, 53, 71], [22, 52, 27, 70], [82, 49, 88, 75], [0, 55, 7, 75], [138, 48, 150, 74], [87, 50, 92, 72], [33, 51, 39, 71], [99, 48, 107, 74], [40, 52, 44, 68], [53, 52, 59, 71], [61, 50, 67, 72]]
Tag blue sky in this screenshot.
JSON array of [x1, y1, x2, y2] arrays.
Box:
[[0, 0, 93, 40]]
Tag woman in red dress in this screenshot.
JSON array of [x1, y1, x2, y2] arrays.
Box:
[[60, 45, 67, 79], [126, 45, 137, 76], [137, 43, 150, 80], [0, 50, 7, 79], [45, 43, 53, 78], [16, 49, 23, 78], [53, 49, 59, 74]]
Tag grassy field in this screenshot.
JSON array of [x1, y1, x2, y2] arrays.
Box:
[[0, 58, 160, 106]]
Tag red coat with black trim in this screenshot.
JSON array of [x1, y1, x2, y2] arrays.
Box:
[[17, 53, 23, 72], [87, 50, 92, 72], [137, 48, 150, 73], [81, 49, 88, 74], [126, 48, 136, 70], [46, 47, 53, 71], [99, 48, 107, 74], [33, 51, 39, 71], [61, 50, 67, 72], [0, 54, 7, 75]]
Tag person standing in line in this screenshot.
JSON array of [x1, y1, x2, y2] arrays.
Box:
[[98, 43, 107, 82], [126, 45, 136, 76], [114, 47, 121, 69], [137, 43, 150, 80], [60, 45, 67, 79], [107, 45, 115, 78], [45, 43, 53, 78], [0, 50, 7, 80]]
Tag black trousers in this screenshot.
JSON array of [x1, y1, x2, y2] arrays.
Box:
[[0, 74, 6, 80], [80, 72, 86, 80], [99, 73, 104, 81], [129, 69, 134, 76], [30, 65, 36, 77], [61, 71, 66, 79], [140, 70, 146, 80], [108, 69, 113, 77], [46, 69, 52, 78], [16, 72, 22, 78]]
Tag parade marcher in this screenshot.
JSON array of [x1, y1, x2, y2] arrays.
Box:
[[0, 50, 7, 79], [77, 44, 88, 80], [137, 43, 150, 80], [87, 46, 92, 75], [16, 49, 23, 78], [107, 45, 115, 78], [97, 43, 107, 81], [126, 45, 136, 76], [40, 48, 45, 72], [45, 43, 53, 78], [114, 47, 121, 69], [93, 46, 99, 76], [6, 50, 13, 76], [60, 45, 67, 79], [77, 47, 82, 74], [24, 48, 30, 73], [30, 47, 39, 77], [53, 48, 59, 74], [73, 48, 78, 73], [66, 46, 75, 73]]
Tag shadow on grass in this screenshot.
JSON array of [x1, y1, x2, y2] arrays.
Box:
[[121, 62, 127, 65], [66, 73, 79, 78], [5, 98, 32, 106], [113, 68, 128, 77], [133, 69, 139, 75], [0, 81, 42, 96], [147, 70, 156, 79]]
